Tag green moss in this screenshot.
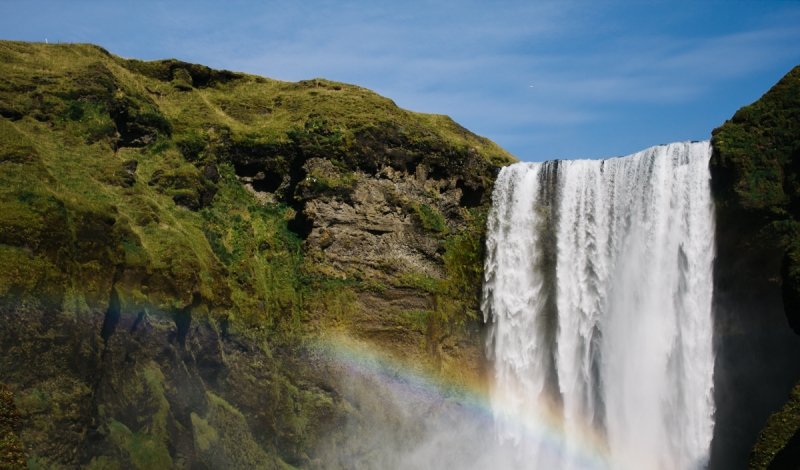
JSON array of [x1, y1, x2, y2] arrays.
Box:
[[171, 68, 193, 92], [308, 287, 360, 328], [410, 202, 448, 234], [199, 167, 305, 330], [107, 419, 173, 470], [0, 384, 27, 470], [0, 40, 511, 328], [189, 413, 219, 452], [750, 382, 800, 469], [297, 168, 357, 197], [396, 309, 431, 332], [98, 362, 175, 470], [381, 207, 487, 352], [440, 209, 486, 315], [394, 271, 441, 294], [85, 456, 122, 470], [190, 392, 288, 469], [0, 432, 27, 470], [711, 65, 800, 212]]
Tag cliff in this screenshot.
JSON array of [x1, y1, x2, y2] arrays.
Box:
[[0, 40, 515, 468], [708, 65, 800, 469]]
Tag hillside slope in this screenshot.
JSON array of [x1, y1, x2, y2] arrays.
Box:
[[0, 40, 515, 469]]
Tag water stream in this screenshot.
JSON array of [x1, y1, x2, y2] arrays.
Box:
[[482, 142, 716, 469]]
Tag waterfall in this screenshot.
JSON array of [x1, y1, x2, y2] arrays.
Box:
[[482, 142, 715, 470]]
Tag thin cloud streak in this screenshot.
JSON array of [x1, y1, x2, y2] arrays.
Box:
[[1, 1, 799, 160]]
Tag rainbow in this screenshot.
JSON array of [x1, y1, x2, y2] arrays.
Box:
[[309, 333, 614, 469]]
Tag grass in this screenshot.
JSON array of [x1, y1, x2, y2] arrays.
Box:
[[0, 39, 513, 334]]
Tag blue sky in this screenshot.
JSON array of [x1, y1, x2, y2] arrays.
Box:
[[2, 1, 799, 161]]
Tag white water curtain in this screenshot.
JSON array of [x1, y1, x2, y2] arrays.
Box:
[[483, 142, 715, 470]]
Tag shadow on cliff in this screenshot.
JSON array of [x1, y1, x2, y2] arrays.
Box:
[[709, 197, 800, 470]]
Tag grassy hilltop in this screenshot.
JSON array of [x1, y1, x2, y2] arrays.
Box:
[[0, 40, 514, 330]]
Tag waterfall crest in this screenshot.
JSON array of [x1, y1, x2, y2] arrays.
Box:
[[483, 142, 715, 470]]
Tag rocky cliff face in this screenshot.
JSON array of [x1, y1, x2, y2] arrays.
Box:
[[708, 65, 800, 470], [0, 40, 514, 469]]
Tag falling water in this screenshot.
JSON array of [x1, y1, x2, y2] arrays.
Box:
[[482, 142, 715, 470]]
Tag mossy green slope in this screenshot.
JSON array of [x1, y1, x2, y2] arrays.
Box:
[[0, 40, 513, 468], [0, 39, 513, 330]]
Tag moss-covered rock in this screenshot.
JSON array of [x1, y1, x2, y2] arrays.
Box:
[[0, 40, 514, 468], [750, 383, 800, 469], [0, 384, 28, 470]]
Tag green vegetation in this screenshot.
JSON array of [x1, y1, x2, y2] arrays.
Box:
[[0, 40, 511, 468], [0, 40, 512, 331], [0, 384, 27, 470], [711, 65, 800, 212], [750, 383, 800, 470], [410, 202, 449, 234], [391, 208, 487, 367]]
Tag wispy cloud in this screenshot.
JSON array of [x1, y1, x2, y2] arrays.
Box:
[[2, 0, 799, 160]]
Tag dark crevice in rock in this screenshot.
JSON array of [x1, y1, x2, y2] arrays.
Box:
[[219, 317, 230, 340], [284, 155, 313, 239], [405, 160, 420, 176], [202, 161, 219, 183], [232, 161, 264, 178], [457, 180, 484, 208], [229, 144, 314, 238], [0, 109, 24, 121], [172, 295, 200, 347], [365, 229, 391, 236], [100, 288, 121, 343], [427, 165, 448, 181], [251, 171, 283, 193], [287, 208, 313, 239], [130, 310, 145, 334]]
